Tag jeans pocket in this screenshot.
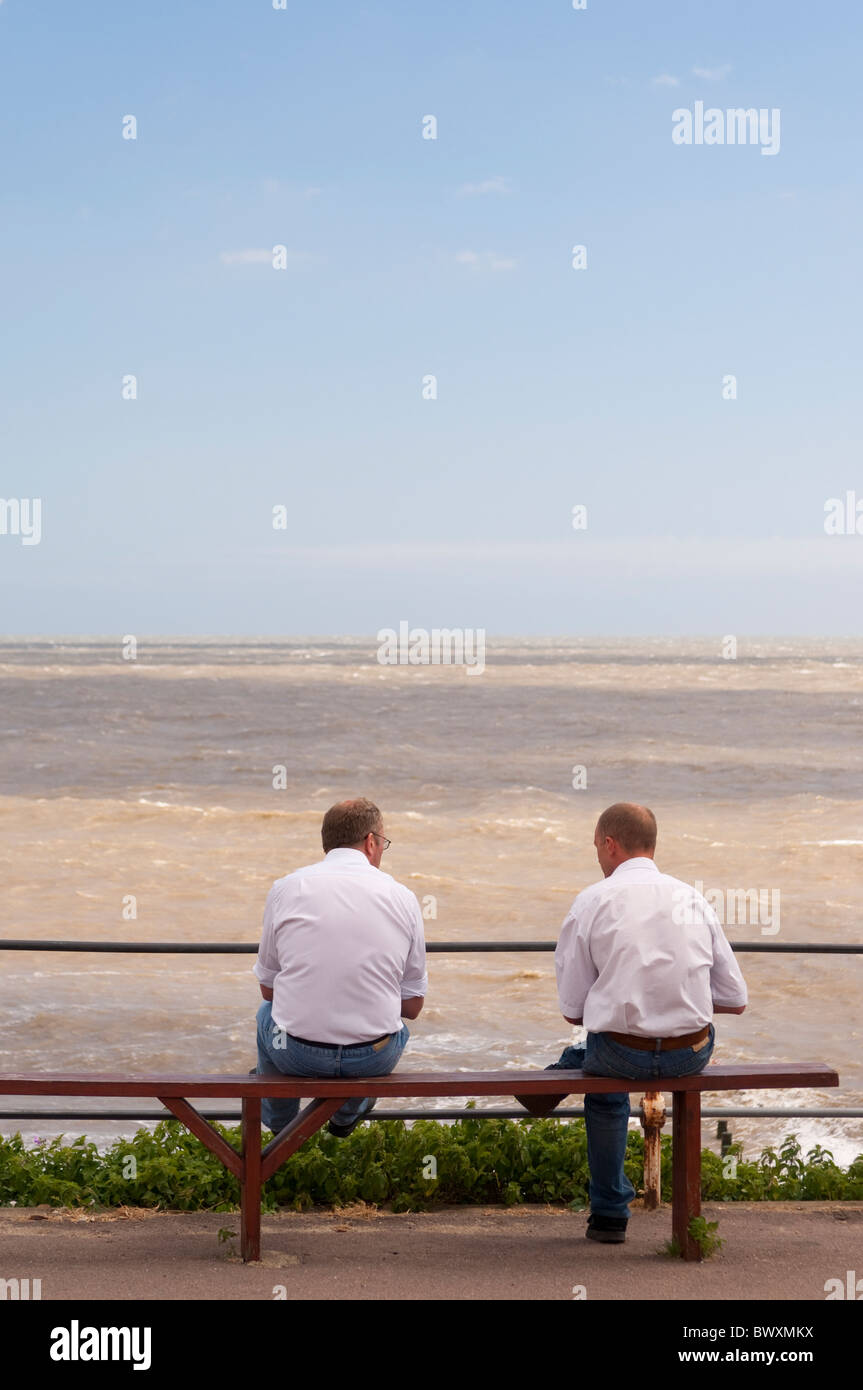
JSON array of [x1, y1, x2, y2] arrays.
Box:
[[588, 1035, 654, 1080], [669, 1044, 714, 1077]]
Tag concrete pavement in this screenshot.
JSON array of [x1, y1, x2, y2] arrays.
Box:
[[1, 1201, 861, 1301]]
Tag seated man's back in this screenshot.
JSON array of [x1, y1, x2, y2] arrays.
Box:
[[560, 857, 742, 1038], [256, 847, 426, 1045], [253, 797, 426, 1138]]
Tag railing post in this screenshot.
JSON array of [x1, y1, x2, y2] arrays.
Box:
[[640, 1090, 666, 1210]]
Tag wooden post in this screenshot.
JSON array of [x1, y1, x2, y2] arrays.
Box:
[[241, 1095, 262, 1263], [671, 1089, 702, 1260], [639, 1090, 666, 1210]]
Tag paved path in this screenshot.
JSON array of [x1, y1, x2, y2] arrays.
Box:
[[1, 1202, 860, 1301]]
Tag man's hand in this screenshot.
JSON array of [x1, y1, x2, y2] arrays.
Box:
[[260, 985, 274, 1002], [401, 996, 424, 1020]]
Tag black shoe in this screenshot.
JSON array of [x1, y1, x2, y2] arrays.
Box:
[[586, 1214, 628, 1244], [328, 1098, 376, 1138]]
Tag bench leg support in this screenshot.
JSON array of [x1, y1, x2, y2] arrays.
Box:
[[672, 1090, 702, 1260], [239, 1097, 345, 1261], [159, 1096, 243, 1179], [261, 1098, 344, 1182]]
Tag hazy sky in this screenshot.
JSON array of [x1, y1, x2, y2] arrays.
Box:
[[1, 0, 861, 635]]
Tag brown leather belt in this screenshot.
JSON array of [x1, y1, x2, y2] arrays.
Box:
[[289, 1032, 393, 1051], [606, 1026, 710, 1053]]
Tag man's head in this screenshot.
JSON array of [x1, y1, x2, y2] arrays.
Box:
[[593, 802, 657, 878], [321, 798, 388, 868]]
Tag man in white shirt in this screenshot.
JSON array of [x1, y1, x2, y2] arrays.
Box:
[[253, 798, 427, 1137], [517, 802, 747, 1244]]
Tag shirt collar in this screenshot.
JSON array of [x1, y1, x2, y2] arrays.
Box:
[[324, 847, 373, 867], [609, 856, 659, 878]]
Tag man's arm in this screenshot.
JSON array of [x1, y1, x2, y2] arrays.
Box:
[[556, 900, 596, 1025], [253, 885, 280, 1002], [399, 896, 428, 1023], [705, 906, 749, 1015]]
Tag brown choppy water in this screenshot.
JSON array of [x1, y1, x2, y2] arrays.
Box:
[[0, 637, 860, 1163]]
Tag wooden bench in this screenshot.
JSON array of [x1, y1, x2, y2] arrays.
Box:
[[0, 1063, 837, 1262]]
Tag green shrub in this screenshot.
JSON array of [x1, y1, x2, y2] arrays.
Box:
[[0, 1121, 859, 1213]]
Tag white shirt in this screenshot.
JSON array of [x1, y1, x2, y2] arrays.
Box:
[[555, 857, 748, 1037], [253, 847, 428, 1044]]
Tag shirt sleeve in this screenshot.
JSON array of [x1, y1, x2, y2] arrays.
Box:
[[400, 896, 428, 999], [252, 885, 280, 988], [705, 903, 748, 1007], [555, 899, 598, 1018]]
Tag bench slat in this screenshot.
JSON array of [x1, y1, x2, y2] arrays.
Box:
[[0, 1064, 839, 1098]]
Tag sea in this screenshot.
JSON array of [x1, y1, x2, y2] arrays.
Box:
[[0, 636, 860, 1164]]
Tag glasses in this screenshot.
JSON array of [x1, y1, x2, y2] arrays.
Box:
[[372, 832, 391, 851]]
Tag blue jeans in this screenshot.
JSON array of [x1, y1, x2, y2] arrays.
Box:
[[553, 1025, 715, 1221], [255, 1001, 410, 1134]]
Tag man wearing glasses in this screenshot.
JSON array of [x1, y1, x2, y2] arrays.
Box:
[[253, 798, 426, 1137]]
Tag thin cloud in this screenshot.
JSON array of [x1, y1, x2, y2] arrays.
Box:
[[458, 176, 513, 196], [455, 250, 517, 272], [264, 537, 863, 581], [219, 247, 318, 268], [693, 64, 731, 80], [220, 249, 272, 265], [652, 74, 679, 87], [263, 179, 322, 198]]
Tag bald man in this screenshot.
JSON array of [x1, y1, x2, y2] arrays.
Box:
[[516, 803, 747, 1244]]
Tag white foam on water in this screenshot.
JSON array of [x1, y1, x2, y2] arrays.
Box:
[[800, 840, 863, 846]]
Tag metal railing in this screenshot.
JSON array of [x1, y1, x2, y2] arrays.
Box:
[[1, 939, 861, 953], [0, 936, 858, 1130]]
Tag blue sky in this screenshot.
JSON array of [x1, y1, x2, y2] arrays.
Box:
[[1, 0, 861, 635]]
